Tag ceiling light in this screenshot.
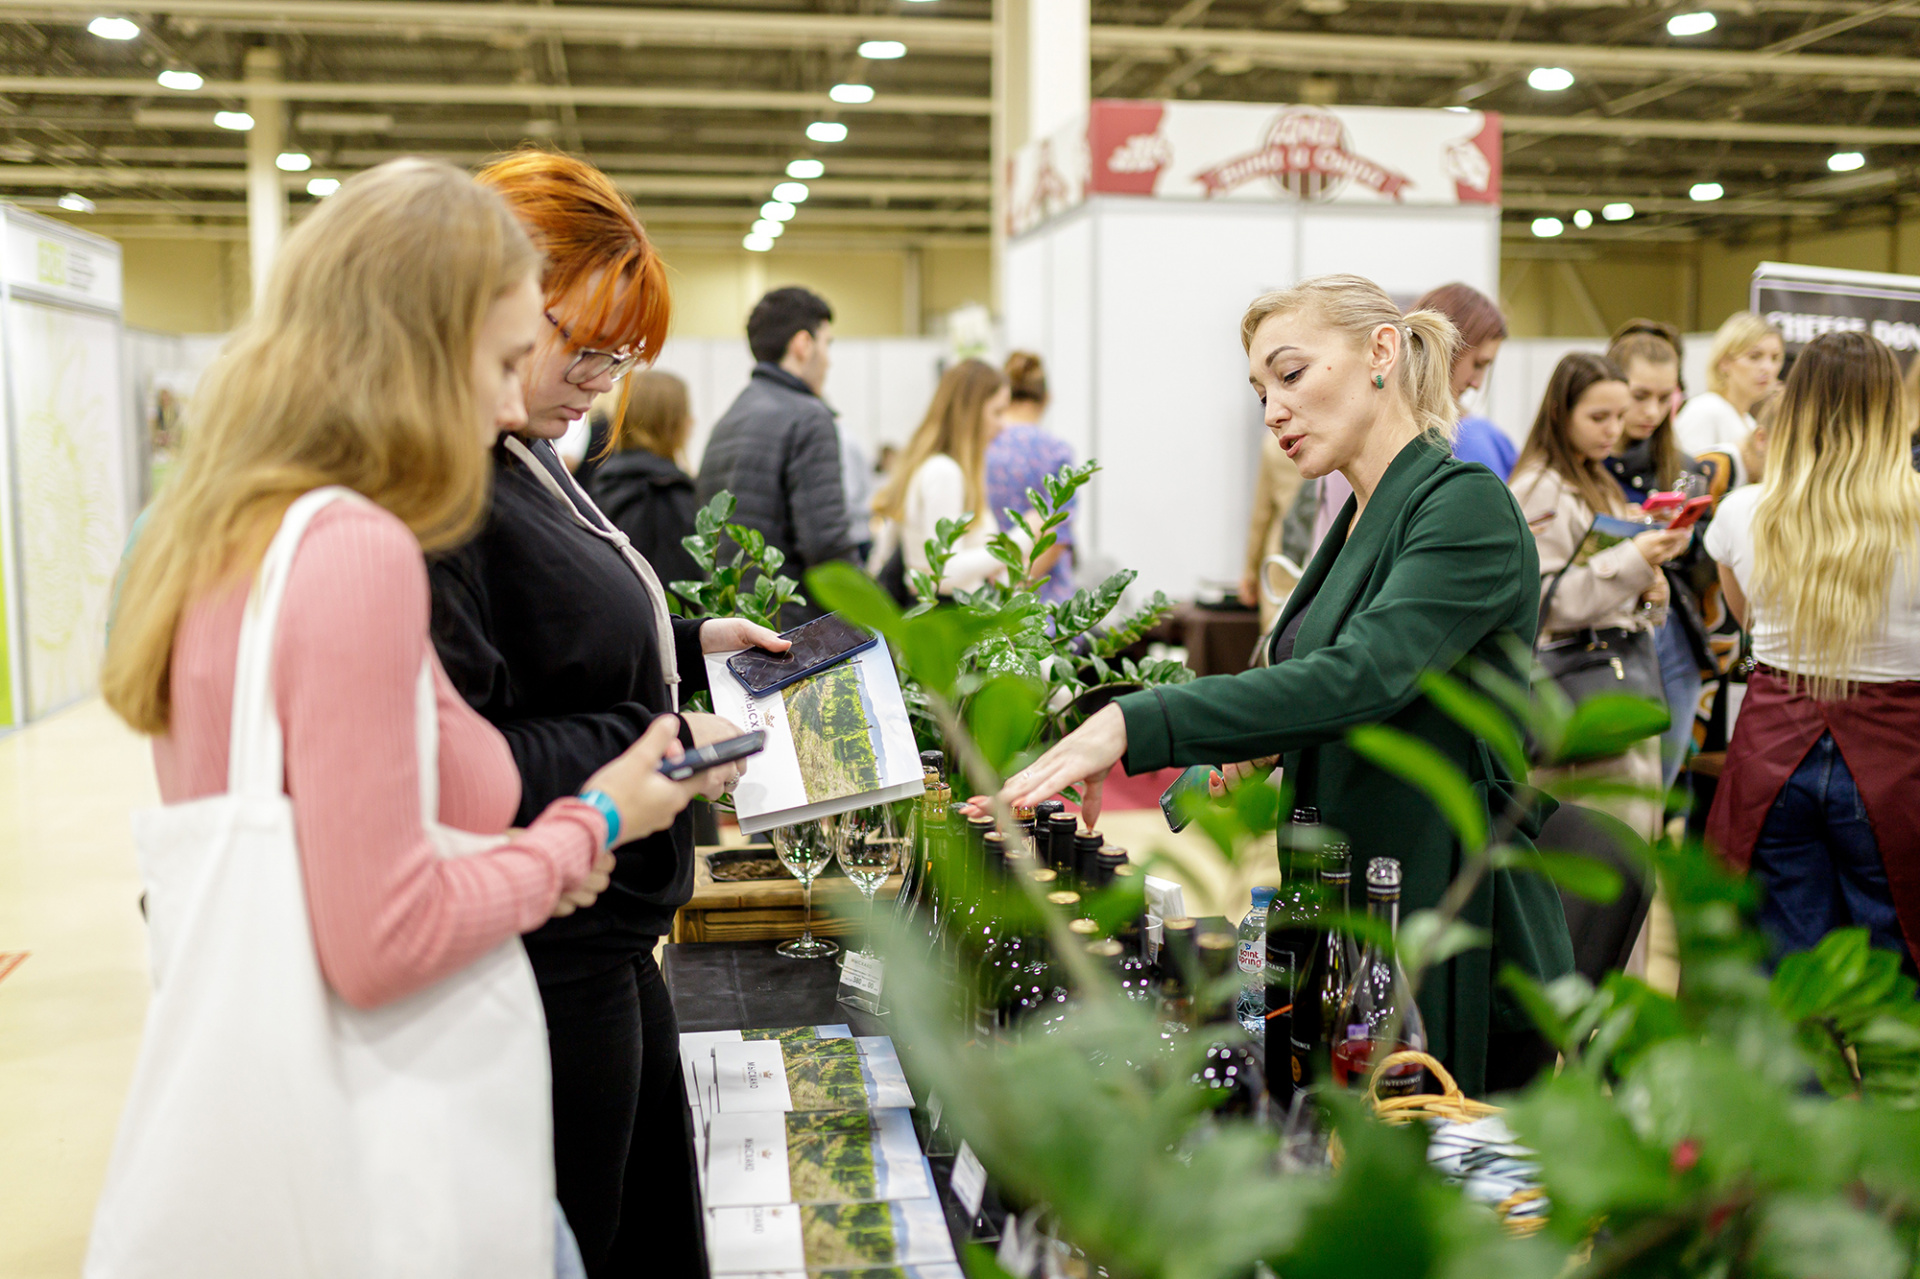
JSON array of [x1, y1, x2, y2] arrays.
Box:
[[1445, 105, 1470, 113], [56, 192, 96, 213], [752, 219, 786, 238], [88, 15, 139, 39], [1531, 216, 1564, 238], [1528, 66, 1575, 91], [1666, 11, 1717, 35], [1690, 181, 1724, 201], [1573, 209, 1594, 229], [806, 121, 849, 143], [743, 232, 775, 252], [829, 83, 875, 105], [1602, 201, 1635, 221], [275, 151, 312, 172], [772, 181, 810, 203], [214, 110, 254, 131], [859, 40, 907, 59], [786, 159, 824, 180], [306, 176, 340, 197], [761, 200, 797, 221], [156, 69, 202, 91], [1828, 150, 1866, 172]]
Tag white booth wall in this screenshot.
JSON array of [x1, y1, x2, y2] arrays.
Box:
[[1004, 195, 1501, 604]]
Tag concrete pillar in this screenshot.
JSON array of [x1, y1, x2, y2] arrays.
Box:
[[990, 0, 1088, 314], [245, 46, 286, 304]]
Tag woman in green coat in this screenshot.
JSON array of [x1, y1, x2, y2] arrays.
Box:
[[1003, 273, 1573, 1097]]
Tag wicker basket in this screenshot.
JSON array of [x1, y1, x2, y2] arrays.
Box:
[[1361, 1050, 1548, 1237]]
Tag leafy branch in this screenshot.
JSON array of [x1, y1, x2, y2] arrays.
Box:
[[668, 491, 805, 631]]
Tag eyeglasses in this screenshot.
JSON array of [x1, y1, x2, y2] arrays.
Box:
[[544, 310, 640, 387]]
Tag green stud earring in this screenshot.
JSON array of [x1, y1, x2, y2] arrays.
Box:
[[1373, 374, 1385, 389]]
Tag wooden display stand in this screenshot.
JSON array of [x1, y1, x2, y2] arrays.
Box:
[[671, 848, 901, 944]]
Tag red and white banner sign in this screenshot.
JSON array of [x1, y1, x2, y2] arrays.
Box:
[[1008, 100, 1501, 236]]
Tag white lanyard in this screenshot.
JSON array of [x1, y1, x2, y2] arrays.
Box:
[[500, 435, 681, 712]]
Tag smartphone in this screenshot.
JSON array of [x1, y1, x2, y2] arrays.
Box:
[[725, 614, 879, 698], [1665, 495, 1714, 533], [658, 730, 765, 781], [1641, 491, 1686, 515], [1158, 764, 1214, 833]]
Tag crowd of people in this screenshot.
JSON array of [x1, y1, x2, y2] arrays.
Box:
[[85, 147, 1918, 1276]]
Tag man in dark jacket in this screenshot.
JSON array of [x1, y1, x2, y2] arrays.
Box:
[[697, 286, 857, 627]]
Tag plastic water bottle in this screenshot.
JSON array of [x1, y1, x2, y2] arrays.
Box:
[[1236, 887, 1276, 1035]]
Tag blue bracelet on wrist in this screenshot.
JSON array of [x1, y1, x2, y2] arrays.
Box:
[[577, 789, 621, 848]]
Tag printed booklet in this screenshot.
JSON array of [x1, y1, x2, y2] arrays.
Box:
[[711, 1037, 914, 1114], [705, 637, 925, 835], [704, 1108, 933, 1207], [704, 1201, 956, 1274]]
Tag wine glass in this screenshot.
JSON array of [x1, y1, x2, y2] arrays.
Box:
[[772, 822, 839, 960], [835, 804, 904, 958]]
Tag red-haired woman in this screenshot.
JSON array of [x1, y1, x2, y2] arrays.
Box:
[[428, 150, 785, 1275]]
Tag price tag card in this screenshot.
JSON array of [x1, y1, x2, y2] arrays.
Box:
[[839, 951, 885, 997], [950, 1141, 988, 1220]]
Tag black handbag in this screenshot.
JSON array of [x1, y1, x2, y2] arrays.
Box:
[[1533, 561, 1669, 713]]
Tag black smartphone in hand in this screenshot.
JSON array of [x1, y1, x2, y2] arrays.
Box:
[[658, 731, 765, 781], [725, 614, 879, 698], [1159, 764, 1214, 832]]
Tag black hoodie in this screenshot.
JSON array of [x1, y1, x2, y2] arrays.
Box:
[[429, 436, 708, 976], [584, 447, 702, 604]]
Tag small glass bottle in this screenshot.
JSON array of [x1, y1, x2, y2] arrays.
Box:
[[1331, 857, 1428, 1098], [1266, 807, 1322, 1112], [1299, 841, 1356, 1089]]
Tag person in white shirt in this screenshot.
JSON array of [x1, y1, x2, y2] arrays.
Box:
[[1673, 311, 1783, 457], [870, 359, 1027, 594], [1704, 329, 1920, 968]]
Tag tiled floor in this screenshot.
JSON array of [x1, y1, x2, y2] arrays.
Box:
[[0, 698, 155, 1278]]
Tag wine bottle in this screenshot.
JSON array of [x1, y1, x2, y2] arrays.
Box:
[[1112, 915, 1153, 1003], [1331, 857, 1428, 1098], [1158, 916, 1200, 1037], [971, 833, 1013, 1041], [1046, 812, 1080, 888], [1196, 931, 1238, 1027], [1265, 807, 1323, 1110], [1298, 840, 1355, 1089], [1073, 830, 1106, 892]]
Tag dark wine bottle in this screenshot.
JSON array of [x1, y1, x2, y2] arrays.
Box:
[[1073, 830, 1106, 892], [1294, 838, 1355, 1094], [1265, 807, 1323, 1110], [1158, 916, 1200, 1037], [1112, 915, 1153, 1003], [1196, 931, 1238, 1027], [1331, 857, 1428, 1097], [1046, 812, 1080, 888]]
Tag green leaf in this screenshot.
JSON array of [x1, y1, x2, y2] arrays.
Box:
[[1346, 724, 1487, 851], [968, 674, 1044, 775], [805, 561, 903, 640], [1553, 693, 1670, 763], [1493, 846, 1624, 903], [1504, 1070, 1677, 1241], [1419, 669, 1528, 782], [1396, 910, 1490, 971], [1750, 1195, 1910, 1279]]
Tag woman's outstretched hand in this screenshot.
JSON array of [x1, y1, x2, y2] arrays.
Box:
[[998, 703, 1129, 828], [699, 618, 791, 655]]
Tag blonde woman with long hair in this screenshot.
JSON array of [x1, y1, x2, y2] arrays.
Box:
[[1002, 274, 1574, 1098], [1705, 330, 1920, 967], [1674, 310, 1784, 456], [871, 358, 1021, 594], [90, 160, 717, 1276]]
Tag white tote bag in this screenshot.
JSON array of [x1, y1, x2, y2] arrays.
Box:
[[87, 488, 555, 1279]]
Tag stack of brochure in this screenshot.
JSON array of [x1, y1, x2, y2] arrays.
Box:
[[682, 1025, 958, 1276]]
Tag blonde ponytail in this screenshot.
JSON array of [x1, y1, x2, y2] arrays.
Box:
[[1241, 273, 1461, 447], [1402, 308, 1462, 444]]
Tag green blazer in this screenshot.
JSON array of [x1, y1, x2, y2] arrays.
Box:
[[1117, 437, 1573, 1096]]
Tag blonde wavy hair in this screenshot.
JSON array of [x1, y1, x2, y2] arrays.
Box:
[[1240, 273, 1462, 445], [102, 158, 541, 734], [1749, 329, 1920, 700], [1704, 311, 1783, 398], [873, 359, 1008, 527]]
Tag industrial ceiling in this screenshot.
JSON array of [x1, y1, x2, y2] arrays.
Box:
[[0, 0, 1915, 253]]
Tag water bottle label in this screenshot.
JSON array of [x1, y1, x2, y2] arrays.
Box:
[[1237, 939, 1263, 974]]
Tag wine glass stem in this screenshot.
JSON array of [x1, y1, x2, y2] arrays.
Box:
[[864, 889, 876, 957], [801, 875, 814, 943]]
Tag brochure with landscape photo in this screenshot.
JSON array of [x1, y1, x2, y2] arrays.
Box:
[[681, 1027, 854, 1107], [706, 637, 925, 835], [1570, 513, 1654, 567], [705, 1109, 932, 1207], [712, 1037, 914, 1114], [704, 1200, 956, 1274]]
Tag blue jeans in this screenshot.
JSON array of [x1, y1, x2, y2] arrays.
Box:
[[1655, 620, 1701, 793], [1749, 733, 1911, 965]]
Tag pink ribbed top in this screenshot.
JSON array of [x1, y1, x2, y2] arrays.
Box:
[[153, 501, 604, 1010]]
